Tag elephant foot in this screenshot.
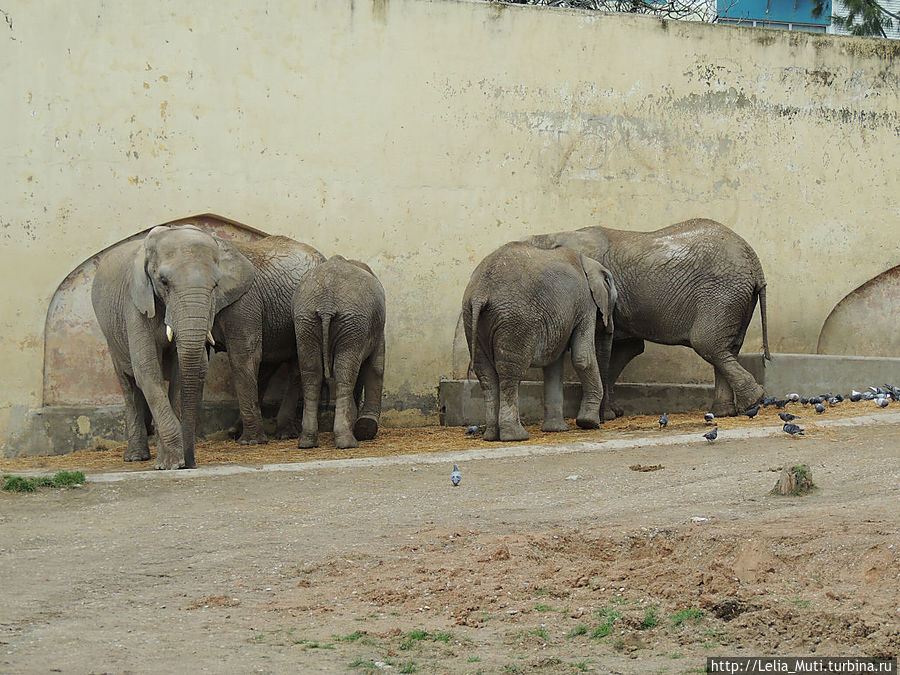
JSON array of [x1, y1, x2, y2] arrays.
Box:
[[575, 414, 601, 430], [541, 418, 570, 433], [712, 401, 739, 417], [734, 384, 766, 413], [273, 420, 301, 440], [608, 401, 625, 418], [483, 425, 500, 442], [297, 433, 318, 449], [353, 416, 379, 441], [123, 445, 151, 462], [237, 431, 268, 446], [601, 407, 618, 422], [499, 423, 530, 442], [334, 431, 359, 449], [154, 452, 186, 470]]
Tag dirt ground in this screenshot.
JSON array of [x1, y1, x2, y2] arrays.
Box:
[[1, 407, 898, 674]]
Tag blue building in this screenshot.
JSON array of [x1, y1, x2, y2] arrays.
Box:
[[717, 0, 832, 31]]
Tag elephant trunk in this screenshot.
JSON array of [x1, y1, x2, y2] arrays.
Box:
[[172, 296, 212, 469]]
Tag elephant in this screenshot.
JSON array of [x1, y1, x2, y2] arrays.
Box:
[[293, 255, 386, 449], [462, 241, 616, 442], [92, 224, 256, 469], [211, 235, 325, 444], [525, 218, 770, 419]]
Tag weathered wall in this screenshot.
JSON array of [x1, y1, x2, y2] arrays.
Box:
[[1, 0, 898, 454]]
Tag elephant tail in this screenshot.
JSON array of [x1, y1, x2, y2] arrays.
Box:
[[467, 298, 484, 379], [757, 281, 771, 361], [320, 312, 333, 379]]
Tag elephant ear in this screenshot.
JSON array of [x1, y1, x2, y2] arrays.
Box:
[[213, 237, 256, 313], [128, 226, 170, 318], [580, 254, 617, 333]]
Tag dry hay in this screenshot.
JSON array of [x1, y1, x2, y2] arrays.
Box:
[[0, 399, 893, 475]]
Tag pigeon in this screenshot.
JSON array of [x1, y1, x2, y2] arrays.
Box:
[[861, 392, 876, 401], [778, 412, 800, 422], [834, 394, 844, 403], [800, 397, 809, 405], [849, 390, 863, 402], [740, 405, 760, 419], [814, 402, 826, 414], [702, 426, 718, 443], [450, 464, 462, 486], [704, 412, 715, 424], [875, 397, 890, 408], [786, 393, 800, 402], [828, 397, 839, 407], [808, 396, 823, 405], [465, 425, 480, 436], [774, 399, 789, 409], [762, 396, 777, 407], [782, 423, 805, 436], [659, 412, 668, 429]]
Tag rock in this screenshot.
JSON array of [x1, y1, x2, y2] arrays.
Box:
[[771, 464, 815, 496]]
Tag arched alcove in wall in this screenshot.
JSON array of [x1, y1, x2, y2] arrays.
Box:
[[817, 266, 900, 357], [42, 215, 265, 407]]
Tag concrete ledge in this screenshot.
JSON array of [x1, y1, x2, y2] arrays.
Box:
[[438, 353, 900, 427]]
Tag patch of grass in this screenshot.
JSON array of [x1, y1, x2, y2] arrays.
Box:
[[612, 637, 625, 652], [669, 653, 686, 659], [349, 658, 378, 670], [590, 606, 621, 639], [575, 661, 591, 671], [670, 608, 704, 627], [2, 471, 86, 492], [502, 666, 523, 674], [640, 607, 660, 629], [467, 656, 482, 663], [337, 631, 366, 642], [399, 661, 418, 674], [531, 627, 549, 640], [398, 629, 452, 651], [790, 597, 811, 609], [534, 604, 554, 612], [567, 625, 588, 638]]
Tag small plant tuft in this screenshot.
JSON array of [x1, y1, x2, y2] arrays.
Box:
[[640, 607, 660, 629], [399, 661, 418, 674], [671, 608, 704, 627], [567, 625, 588, 638]]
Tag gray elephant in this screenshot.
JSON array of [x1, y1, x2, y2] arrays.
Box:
[[211, 235, 325, 444], [92, 225, 256, 469], [525, 218, 770, 418], [293, 255, 386, 449], [463, 241, 616, 442]]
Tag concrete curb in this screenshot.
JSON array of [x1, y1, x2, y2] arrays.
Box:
[[72, 410, 900, 483]]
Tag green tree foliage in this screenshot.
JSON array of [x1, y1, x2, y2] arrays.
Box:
[[813, 0, 899, 37]]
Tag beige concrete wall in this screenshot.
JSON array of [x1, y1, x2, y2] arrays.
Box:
[[1, 0, 898, 453]]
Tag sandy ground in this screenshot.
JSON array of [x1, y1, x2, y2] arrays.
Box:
[[1, 406, 898, 674]]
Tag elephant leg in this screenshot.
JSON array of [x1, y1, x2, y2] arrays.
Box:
[[273, 364, 301, 440], [605, 337, 644, 419], [354, 334, 385, 442], [133, 356, 184, 470], [297, 359, 323, 450], [332, 348, 366, 449], [541, 356, 569, 432], [571, 325, 602, 429], [115, 369, 151, 462], [473, 347, 501, 442], [495, 352, 530, 442], [229, 341, 268, 445], [693, 336, 764, 417]]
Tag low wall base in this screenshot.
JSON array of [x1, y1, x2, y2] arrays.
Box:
[[438, 353, 900, 426]]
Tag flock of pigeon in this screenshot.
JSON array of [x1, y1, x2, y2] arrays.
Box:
[[657, 384, 899, 444], [452, 384, 897, 484]]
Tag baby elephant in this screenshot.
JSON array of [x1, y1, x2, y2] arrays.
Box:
[[293, 255, 386, 449], [463, 241, 616, 442]]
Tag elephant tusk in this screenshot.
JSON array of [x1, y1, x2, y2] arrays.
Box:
[[166, 324, 174, 342], [206, 331, 215, 346]]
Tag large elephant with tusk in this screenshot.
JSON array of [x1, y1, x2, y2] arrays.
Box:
[[92, 224, 257, 469]]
